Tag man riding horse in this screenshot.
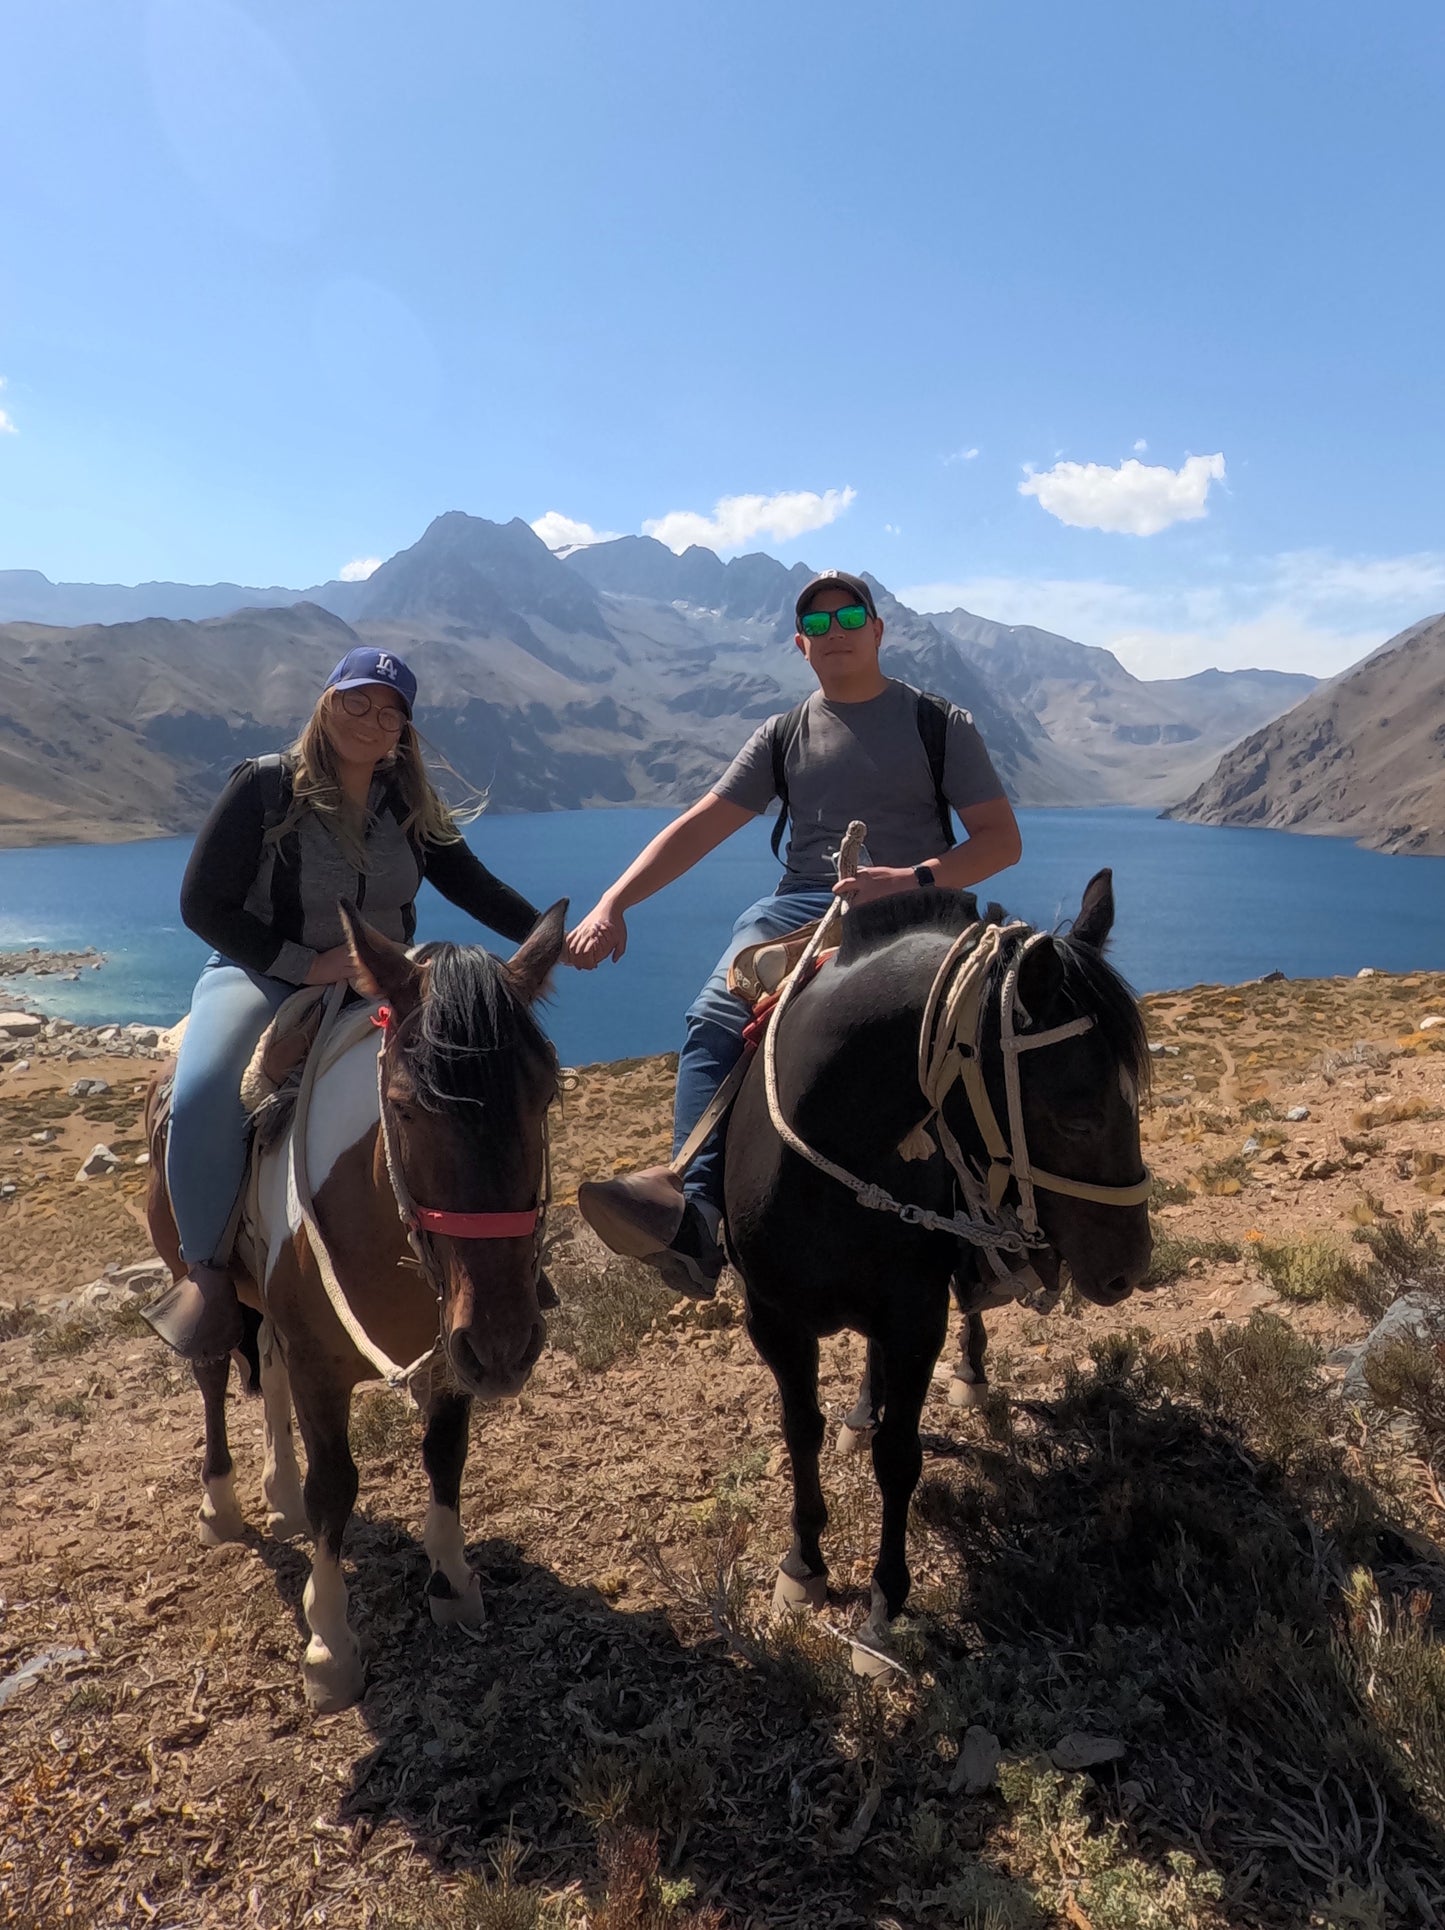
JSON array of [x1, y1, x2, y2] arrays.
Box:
[[567, 568, 1023, 1290]]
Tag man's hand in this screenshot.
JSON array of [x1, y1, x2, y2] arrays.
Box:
[[831, 865, 919, 907], [566, 901, 629, 969]]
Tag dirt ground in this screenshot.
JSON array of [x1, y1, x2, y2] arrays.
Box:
[[2, 970, 1444, 1929]]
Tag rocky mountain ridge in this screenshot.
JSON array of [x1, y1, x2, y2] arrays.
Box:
[[1165, 613, 1445, 855], [0, 513, 1323, 845]]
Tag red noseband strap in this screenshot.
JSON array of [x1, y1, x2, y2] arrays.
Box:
[[410, 1206, 540, 1241]]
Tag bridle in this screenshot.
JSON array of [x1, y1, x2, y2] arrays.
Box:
[[279, 983, 553, 1401], [371, 1002, 551, 1300], [761, 897, 1150, 1280]]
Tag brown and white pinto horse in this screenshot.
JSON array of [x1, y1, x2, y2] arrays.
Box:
[[146, 901, 566, 1711]]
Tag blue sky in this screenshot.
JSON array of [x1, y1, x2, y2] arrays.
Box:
[[2, 0, 1442, 676]]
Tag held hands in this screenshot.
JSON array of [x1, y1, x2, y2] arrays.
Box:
[[832, 865, 920, 907], [565, 900, 629, 970]]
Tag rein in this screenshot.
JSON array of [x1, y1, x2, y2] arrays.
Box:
[[760, 821, 1150, 1268]]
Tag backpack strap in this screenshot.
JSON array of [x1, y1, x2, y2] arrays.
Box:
[[913, 689, 957, 850], [251, 752, 293, 834], [767, 699, 809, 859]]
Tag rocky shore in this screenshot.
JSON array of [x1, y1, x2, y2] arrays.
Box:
[[0, 1009, 174, 1068]]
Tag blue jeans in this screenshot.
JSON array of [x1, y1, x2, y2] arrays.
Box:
[[673, 887, 836, 1215], [167, 955, 299, 1266]]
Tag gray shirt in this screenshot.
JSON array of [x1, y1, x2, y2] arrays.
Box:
[[713, 680, 1006, 886]]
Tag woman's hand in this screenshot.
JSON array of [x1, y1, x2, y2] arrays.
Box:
[[832, 866, 918, 907], [305, 945, 357, 986], [566, 901, 628, 969]]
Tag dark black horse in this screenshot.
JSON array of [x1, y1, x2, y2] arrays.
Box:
[[723, 871, 1151, 1663]]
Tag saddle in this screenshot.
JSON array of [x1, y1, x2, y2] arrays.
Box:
[[727, 919, 822, 1007]]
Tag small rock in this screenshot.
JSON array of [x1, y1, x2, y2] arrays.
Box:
[[127, 1027, 160, 1048], [68, 1077, 111, 1098], [1051, 1732, 1127, 1770], [1420, 1016, 1445, 1032], [74, 1143, 119, 1181], [1344, 1293, 1445, 1405], [11, 1059, 29, 1074], [1259, 969, 1287, 983], [57, 1278, 130, 1316], [96, 1026, 119, 1044], [112, 1259, 169, 1295], [1284, 1106, 1310, 1122], [1357, 968, 1378, 979], [29, 1129, 57, 1144], [950, 1725, 1002, 1795], [1242, 1136, 1260, 1156], [0, 1183, 16, 1199], [0, 1012, 43, 1039], [134, 1152, 150, 1167]]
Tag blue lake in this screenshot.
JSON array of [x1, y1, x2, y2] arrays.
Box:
[[1, 808, 1443, 1066]]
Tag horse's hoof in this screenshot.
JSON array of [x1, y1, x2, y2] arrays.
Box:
[[948, 1377, 987, 1410], [772, 1568, 827, 1614], [197, 1501, 245, 1546], [427, 1572, 485, 1629], [266, 1509, 311, 1542], [836, 1421, 874, 1456], [849, 1620, 904, 1680], [302, 1645, 365, 1713]]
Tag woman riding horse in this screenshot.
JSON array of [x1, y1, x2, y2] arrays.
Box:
[[144, 645, 546, 1362]]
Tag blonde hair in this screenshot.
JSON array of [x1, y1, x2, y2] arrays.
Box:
[[267, 688, 486, 868]]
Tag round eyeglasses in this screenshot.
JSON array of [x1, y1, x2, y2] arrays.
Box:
[[338, 689, 408, 732]]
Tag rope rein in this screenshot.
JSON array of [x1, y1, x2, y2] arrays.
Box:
[[760, 822, 1151, 1264]]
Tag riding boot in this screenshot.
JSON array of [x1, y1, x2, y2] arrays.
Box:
[[141, 1263, 245, 1361], [577, 1173, 723, 1299]]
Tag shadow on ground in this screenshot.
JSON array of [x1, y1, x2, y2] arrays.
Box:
[[298, 1320, 1445, 1928]]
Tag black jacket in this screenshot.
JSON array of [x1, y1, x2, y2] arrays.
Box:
[[179, 758, 539, 984]]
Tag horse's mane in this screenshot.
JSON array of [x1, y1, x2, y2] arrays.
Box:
[[836, 887, 1150, 1091], [406, 942, 555, 1115], [835, 888, 985, 961]]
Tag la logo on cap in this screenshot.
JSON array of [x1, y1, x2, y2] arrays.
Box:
[[374, 652, 398, 680]]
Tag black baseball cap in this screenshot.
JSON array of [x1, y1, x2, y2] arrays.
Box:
[[794, 569, 879, 628]]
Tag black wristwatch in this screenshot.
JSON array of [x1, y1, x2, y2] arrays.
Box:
[[913, 863, 936, 890]]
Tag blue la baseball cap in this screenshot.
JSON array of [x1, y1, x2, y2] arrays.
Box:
[[324, 646, 417, 715]]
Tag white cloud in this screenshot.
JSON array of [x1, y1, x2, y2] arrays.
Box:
[[884, 523, 902, 536], [0, 376, 16, 435], [1271, 549, 1445, 610], [901, 544, 1443, 680], [1132, 438, 1148, 454], [338, 556, 382, 582], [1020, 452, 1226, 536], [642, 487, 855, 556], [530, 511, 622, 552], [943, 445, 979, 465]]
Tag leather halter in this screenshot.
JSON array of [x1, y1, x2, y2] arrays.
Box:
[[372, 1005, 544, 1254]]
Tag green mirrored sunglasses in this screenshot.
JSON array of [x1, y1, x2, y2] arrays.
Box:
[[800, 602, 871, 637]]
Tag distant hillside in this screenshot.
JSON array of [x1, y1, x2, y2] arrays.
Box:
[[928, 607, 1318, 803], [1165, 614, 1445, 854], [0, 514, 1322, 845]]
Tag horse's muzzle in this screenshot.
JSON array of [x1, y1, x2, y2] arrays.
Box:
[[446, 1317, 545, 1402]]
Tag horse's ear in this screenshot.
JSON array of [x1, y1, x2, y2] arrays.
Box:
[[1072, 869, 1115, 951], [339, 899, 424, 1015], [506, 900, 568, 1005], [1017, 935, 1065, 1014]]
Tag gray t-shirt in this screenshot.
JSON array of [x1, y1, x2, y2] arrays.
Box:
[[713, 679, 1006, 885]]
